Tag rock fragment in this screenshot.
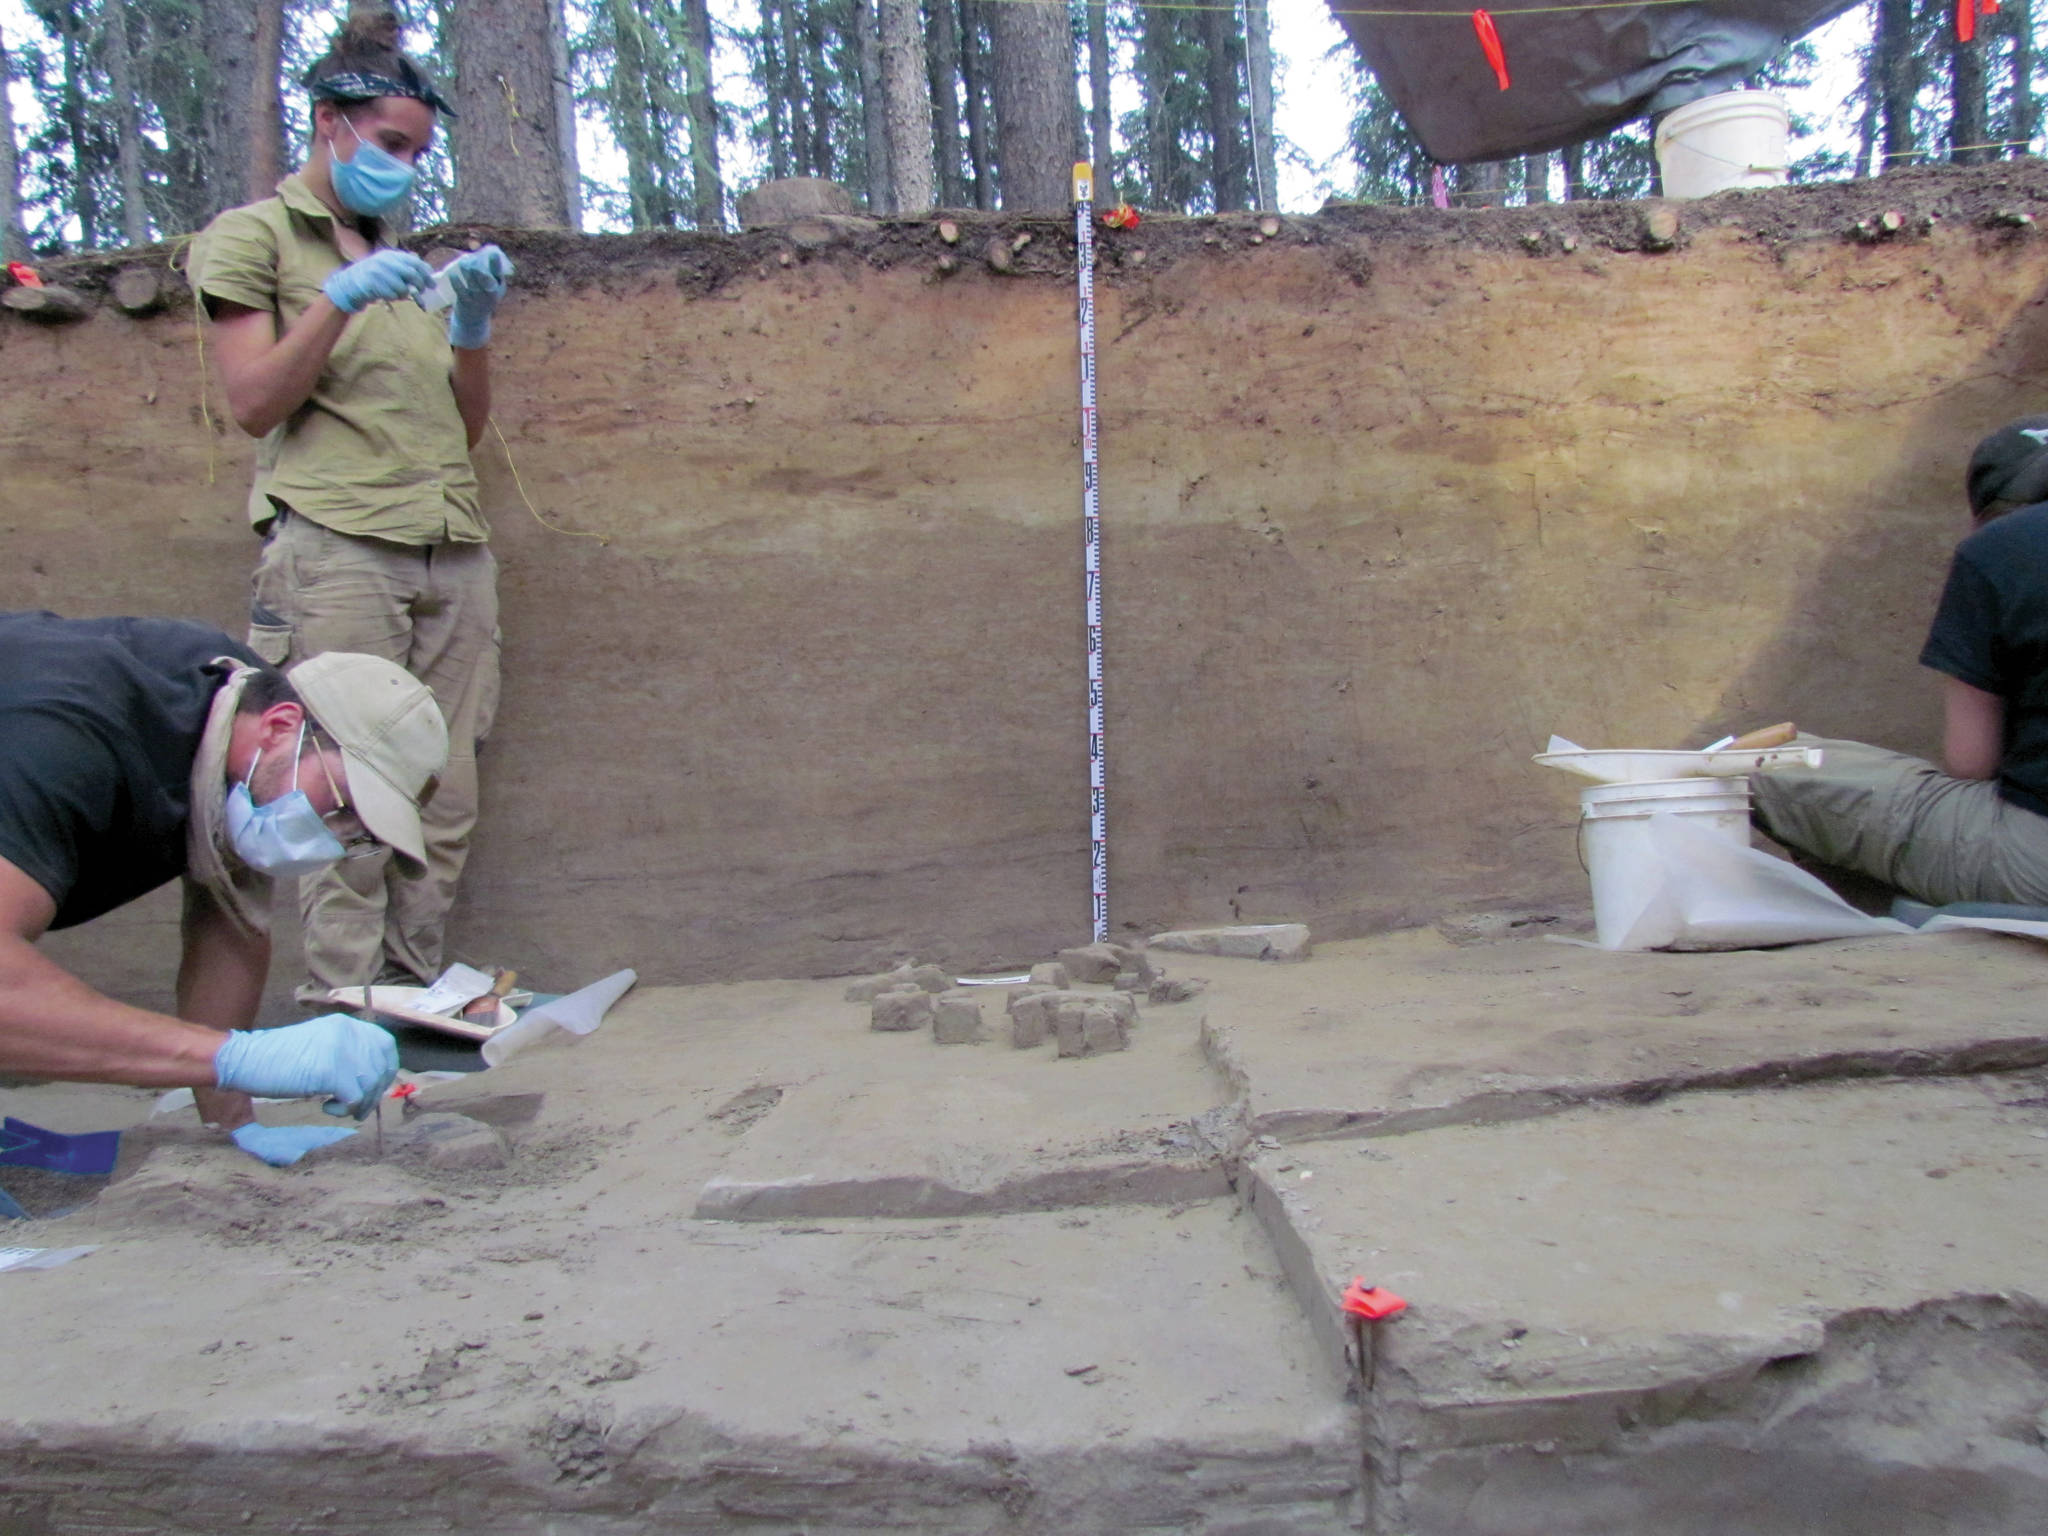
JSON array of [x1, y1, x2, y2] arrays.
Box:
[[871, 990, 934, 1032], [1055, 999, 1128, 1058], [1147, 924, 1311, 962], [1057, 942, 1124, 984], [736, 176, 855, 227], [933, 992, 985, 1045], [1029, 962, 1070, 988]]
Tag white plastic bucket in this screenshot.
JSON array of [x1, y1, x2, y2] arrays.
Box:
[[1654, 90, 1790, 199], [1580, 777, 1753, 949]]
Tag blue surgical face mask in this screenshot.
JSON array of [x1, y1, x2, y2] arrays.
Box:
[[225, 724, 347, 878], [330, 113, 416, 218]]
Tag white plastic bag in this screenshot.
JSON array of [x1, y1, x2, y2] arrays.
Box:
[[1607, 812, 1910, 950]]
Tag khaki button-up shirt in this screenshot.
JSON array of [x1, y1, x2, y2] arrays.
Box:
[[190, 174, 486, 546]]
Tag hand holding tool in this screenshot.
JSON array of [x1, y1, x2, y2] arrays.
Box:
[[322, 248, 434, 314], [444, 245, 514, 349], [212, 1014, 399, 1119]]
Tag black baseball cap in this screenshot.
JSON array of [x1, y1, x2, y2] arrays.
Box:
[[1966, 416, 2048, 517]]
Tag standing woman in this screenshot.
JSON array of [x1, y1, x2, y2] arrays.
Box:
[[191, 8, 513, 999]]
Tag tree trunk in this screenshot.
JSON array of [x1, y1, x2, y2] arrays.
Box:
[[1876, 0, 1917, 171], [101, 3, 151, 245], [1085, 0, 1113, 182], [1139, 4, 1187, 209], [880, 0, 935, 210], [1561, 140, 1584, 201], [803, 2, 835, 180], [927, 0, 966, 205], [449, 0, 574, 225], [2011, 0, 2038, 157], [1951, 31, 1987, 163], [681, 0, 723, 227], [54, 1, 98, 247], [0, 24, 26, 262], [776, 0, 808, 175], [1200, 3, 1245, 211], [1854, 64, 1881, 175], [1242, 0, 1276, 210], [1521, 150, 1549, 203], [958, 0, 995, 207], [549, 0, 582, 228], [856, 0, 892, 209], [1458, 159, 1507, 207]]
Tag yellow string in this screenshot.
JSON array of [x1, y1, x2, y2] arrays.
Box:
[[488, 415, 609, 545], [165, 233, 218, 487]]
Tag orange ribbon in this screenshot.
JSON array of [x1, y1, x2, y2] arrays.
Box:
[[1472, 9, 1510, 90]]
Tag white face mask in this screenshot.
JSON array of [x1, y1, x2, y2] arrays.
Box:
[[224, 723, 346, 877]]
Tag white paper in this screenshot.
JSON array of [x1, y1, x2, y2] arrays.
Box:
[[1607, 813, 1909, 950], [413, 963, 498, 1016], [481, 969, 637, 1067], [0, 1245, 98, 1272]]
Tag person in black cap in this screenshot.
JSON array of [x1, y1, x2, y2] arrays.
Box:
[[1750, 416, 2048, 906]]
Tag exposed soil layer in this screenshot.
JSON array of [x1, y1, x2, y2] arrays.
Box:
[[30, 161, 2048, 303], [7, 928, 2048, 1531]]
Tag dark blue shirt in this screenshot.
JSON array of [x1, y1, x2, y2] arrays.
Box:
[[0, 612, 259, 929], [1921, 504, 2048, 816]]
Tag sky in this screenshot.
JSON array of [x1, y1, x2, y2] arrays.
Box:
[[1, 0, 1888, 228]]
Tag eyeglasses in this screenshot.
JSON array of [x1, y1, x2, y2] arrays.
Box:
[[306, 741, 384, 860]]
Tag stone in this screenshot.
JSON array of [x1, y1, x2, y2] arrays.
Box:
[[1132, 949, 1165, 986], [904, 964, 952, 993], [1054, 999, 1128, 1058], [737, 177, 855, 228], [1006, 983, 1056, 1014], [1147, 924, 1311, 963], [1113, 969, 1142, 991], [783, 215, 871, 250], [870, 989, 934, 1032], [984, 237, 1013, 274], [933, 992, 985, 1045], [846, 962, 949, 1001], [1149, 976, 1206, 1005], [1057, 943, 1124, 984], [1029, 962, 1071, 988], [1010, 995, 1054, 1048], [845, 965, 917, 1002], [405, 1113, 512, 1172]]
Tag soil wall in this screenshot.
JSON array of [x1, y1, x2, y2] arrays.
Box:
[[8, 165, 2048, 997]]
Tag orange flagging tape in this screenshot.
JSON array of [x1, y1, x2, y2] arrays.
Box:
[[1342, 1279, 1409, 1320], [1472, 9, 1511, 89]]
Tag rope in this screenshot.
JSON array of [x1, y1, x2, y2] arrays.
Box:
[[487, 415, 609, 545]]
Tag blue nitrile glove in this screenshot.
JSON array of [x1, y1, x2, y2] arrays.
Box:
[[230, 1123, 357, 1167], [445, 244, 514, 349], [323, 248, 435, 314], [213, 1014, 399, 1120]]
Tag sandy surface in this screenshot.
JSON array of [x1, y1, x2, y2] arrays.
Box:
[[8, 926, 2048, 1531]]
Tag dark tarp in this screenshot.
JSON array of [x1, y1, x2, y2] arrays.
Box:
[[1326, 0, 1859, 165]]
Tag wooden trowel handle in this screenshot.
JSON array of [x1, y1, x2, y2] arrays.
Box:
[[461, 968, 518, 1021], [1724, 722, 1796, 751]]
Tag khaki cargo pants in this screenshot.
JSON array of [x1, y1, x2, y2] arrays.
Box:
[[1750, 735, 2048, 908], [250, 511, 501, 993]]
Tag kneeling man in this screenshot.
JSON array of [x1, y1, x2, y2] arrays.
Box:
[[0, 611, 444, 1164]]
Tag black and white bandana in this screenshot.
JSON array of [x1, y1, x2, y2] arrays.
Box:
[[309, 67, 455, 117]]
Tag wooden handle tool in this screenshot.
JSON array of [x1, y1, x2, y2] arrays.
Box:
[[1722, 722, 1796, 751], [462, 968, 518, 1022]]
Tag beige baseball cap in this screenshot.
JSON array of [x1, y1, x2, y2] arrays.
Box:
[[288, 652, 449, 870]]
